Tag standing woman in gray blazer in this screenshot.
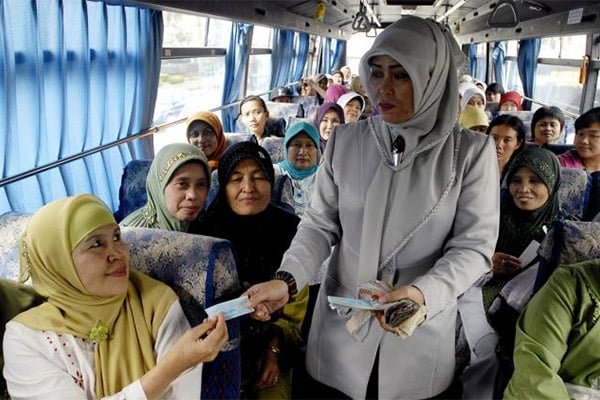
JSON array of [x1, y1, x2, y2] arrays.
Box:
[[246, 16, 500, 399]]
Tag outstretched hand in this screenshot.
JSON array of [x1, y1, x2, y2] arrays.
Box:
[[170, 313, 229, 369], [244, 280, 289, 321]]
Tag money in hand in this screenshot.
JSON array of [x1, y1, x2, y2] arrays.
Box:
[[205, 296, 255, 321]]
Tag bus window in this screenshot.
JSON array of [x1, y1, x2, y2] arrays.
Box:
[[247, 26, 273, 96], [153, 12, 230, 152]]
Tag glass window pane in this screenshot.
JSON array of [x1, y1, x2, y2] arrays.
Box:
[[595, 81, 600, 108], [247, 54, 272, 95], [206, 18, 232, 47], [560, 35, 586, 59], [506, 40, 518, 57], [162, 12, 207, 47], [534, 63, 582, 116], [539, 37, 559, 58], [152, 57, 226, 152], [505, 59, 523, 94], [252, 25, 272, 48]]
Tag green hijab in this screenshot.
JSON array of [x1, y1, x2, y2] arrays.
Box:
[[121, 143, 210, 232]]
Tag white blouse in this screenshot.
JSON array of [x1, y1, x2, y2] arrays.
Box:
[[3, 301, 202, 400]]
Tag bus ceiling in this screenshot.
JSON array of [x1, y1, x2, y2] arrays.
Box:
[[126, 0, 599, 42]]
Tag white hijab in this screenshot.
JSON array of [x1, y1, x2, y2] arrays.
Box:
[[358, 16, 465, 155]]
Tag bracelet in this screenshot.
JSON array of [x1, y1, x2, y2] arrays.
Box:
[[274, 270, 298, 300]]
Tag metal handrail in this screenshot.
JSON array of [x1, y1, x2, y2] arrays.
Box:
[[0, 82, 301, 187], [521, 95, 580, 119]]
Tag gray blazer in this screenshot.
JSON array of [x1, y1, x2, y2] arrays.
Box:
[[280, 115, 500, 399]]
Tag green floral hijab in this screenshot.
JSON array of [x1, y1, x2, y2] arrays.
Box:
[[121, 143, 210, 232]]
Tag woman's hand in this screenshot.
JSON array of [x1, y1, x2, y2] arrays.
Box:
[[373, 285, 424, 334], [492, 252, 522, 275], [244, 280, 289, 321], [140, 313, 228, 399], [255, 344, 281, 390]]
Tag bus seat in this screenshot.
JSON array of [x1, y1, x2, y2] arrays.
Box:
[[265, 100, 303, 121], [544, 143, 574, 156], [122, 227, 241, 400], [558, 167, 591, 220], [225, 132, 254, 147], [586, 171, 600, 221], [534, 220, 600, 294], [0, 212, 32, 280], [114, 159, 152, 222], [205, 169, 295, 214], [234, 116, 286, 137], [261, 136, 285, 163]]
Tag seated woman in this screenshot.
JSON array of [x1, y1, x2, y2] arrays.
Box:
[[313, 102, 344, 153], [186, 111, 227, 169], [324, 84, 347, 103], [486, 114, 526, 181], [239, 95, 282, 144], [3, 194, 228, 399], [498, 91, 523, 112], [460, 85, 486, 112], [190, 142, 306, 399], [337, 91, 366, 123], [485, 82, 505, 104], [350, 76, 373, 118], [558, 107, 600, 172], [459, 106, 490, 133], [459, 147, 567, 399], [504, 259, 600, 399], [121, 143, 210, 231], [274, 121, 321, 216], [531, 106, 565, 146]]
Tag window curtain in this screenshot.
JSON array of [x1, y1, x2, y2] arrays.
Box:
[[517, 38, 541, 111], [289, 32, 310, 89], [492, 41, 506, 86], [269, 28, 294, 92], [317, 37, 331, 73], [0, 0, 161, 214], [330, 39, 345, 72], [221, 22, 253, 132], [469, 43, 477, 77]]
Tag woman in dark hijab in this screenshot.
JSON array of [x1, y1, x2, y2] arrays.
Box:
[[190, 142, 306, 399]]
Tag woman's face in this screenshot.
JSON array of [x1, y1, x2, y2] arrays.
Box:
[[287, 132, 318, 170], [534, 117, 562, 145], [344, 99, 362, 123], [333, 72, 344, 84], [575, 122, 600, 161], [368, 55, 414, 124], [490, 124, 522, 164], [188, 121, 218, 157], [486, 92, 501, 103], [240, 100, 268, 137], [500, 101, 518, 111], [164, 162, 209, 221], [225, 158, 271, 216], [509, 167, 550, 211], [319, 110, 341, 141], [467, 95, 485, 110], [72, 223, 130, 298]]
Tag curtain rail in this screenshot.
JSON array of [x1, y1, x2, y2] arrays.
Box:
[[521, 95, 580, 118], [0, 83, 300, 187]]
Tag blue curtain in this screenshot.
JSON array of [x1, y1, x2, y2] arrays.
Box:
[[289, 32, 309, 89], [318, 37, 331, 73], [469, 43, 477, 77], [518, 38, 541, 111], [492, 41, 506, 86], [269, 29, 294, 91], [0, 0, 161, 214], [221, 22, 253, 132], [330, 39, 345, 72]]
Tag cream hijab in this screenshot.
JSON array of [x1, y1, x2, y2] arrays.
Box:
[[358, 16, 465, 155], [16, 194, 177, 398], [121, 143, 210, 232]]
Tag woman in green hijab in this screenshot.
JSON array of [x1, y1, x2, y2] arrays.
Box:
[[121, 143, 211, 231], [3, 194, 228, 399]]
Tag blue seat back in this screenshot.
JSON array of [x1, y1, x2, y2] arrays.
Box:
[[114, 159, 152, 222]]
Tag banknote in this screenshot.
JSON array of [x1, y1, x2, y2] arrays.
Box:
[[327, 296, 390, 311], [205, 296, 255, 321]]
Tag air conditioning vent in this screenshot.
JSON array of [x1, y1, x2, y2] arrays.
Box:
[[384, 0, 436, 5]]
